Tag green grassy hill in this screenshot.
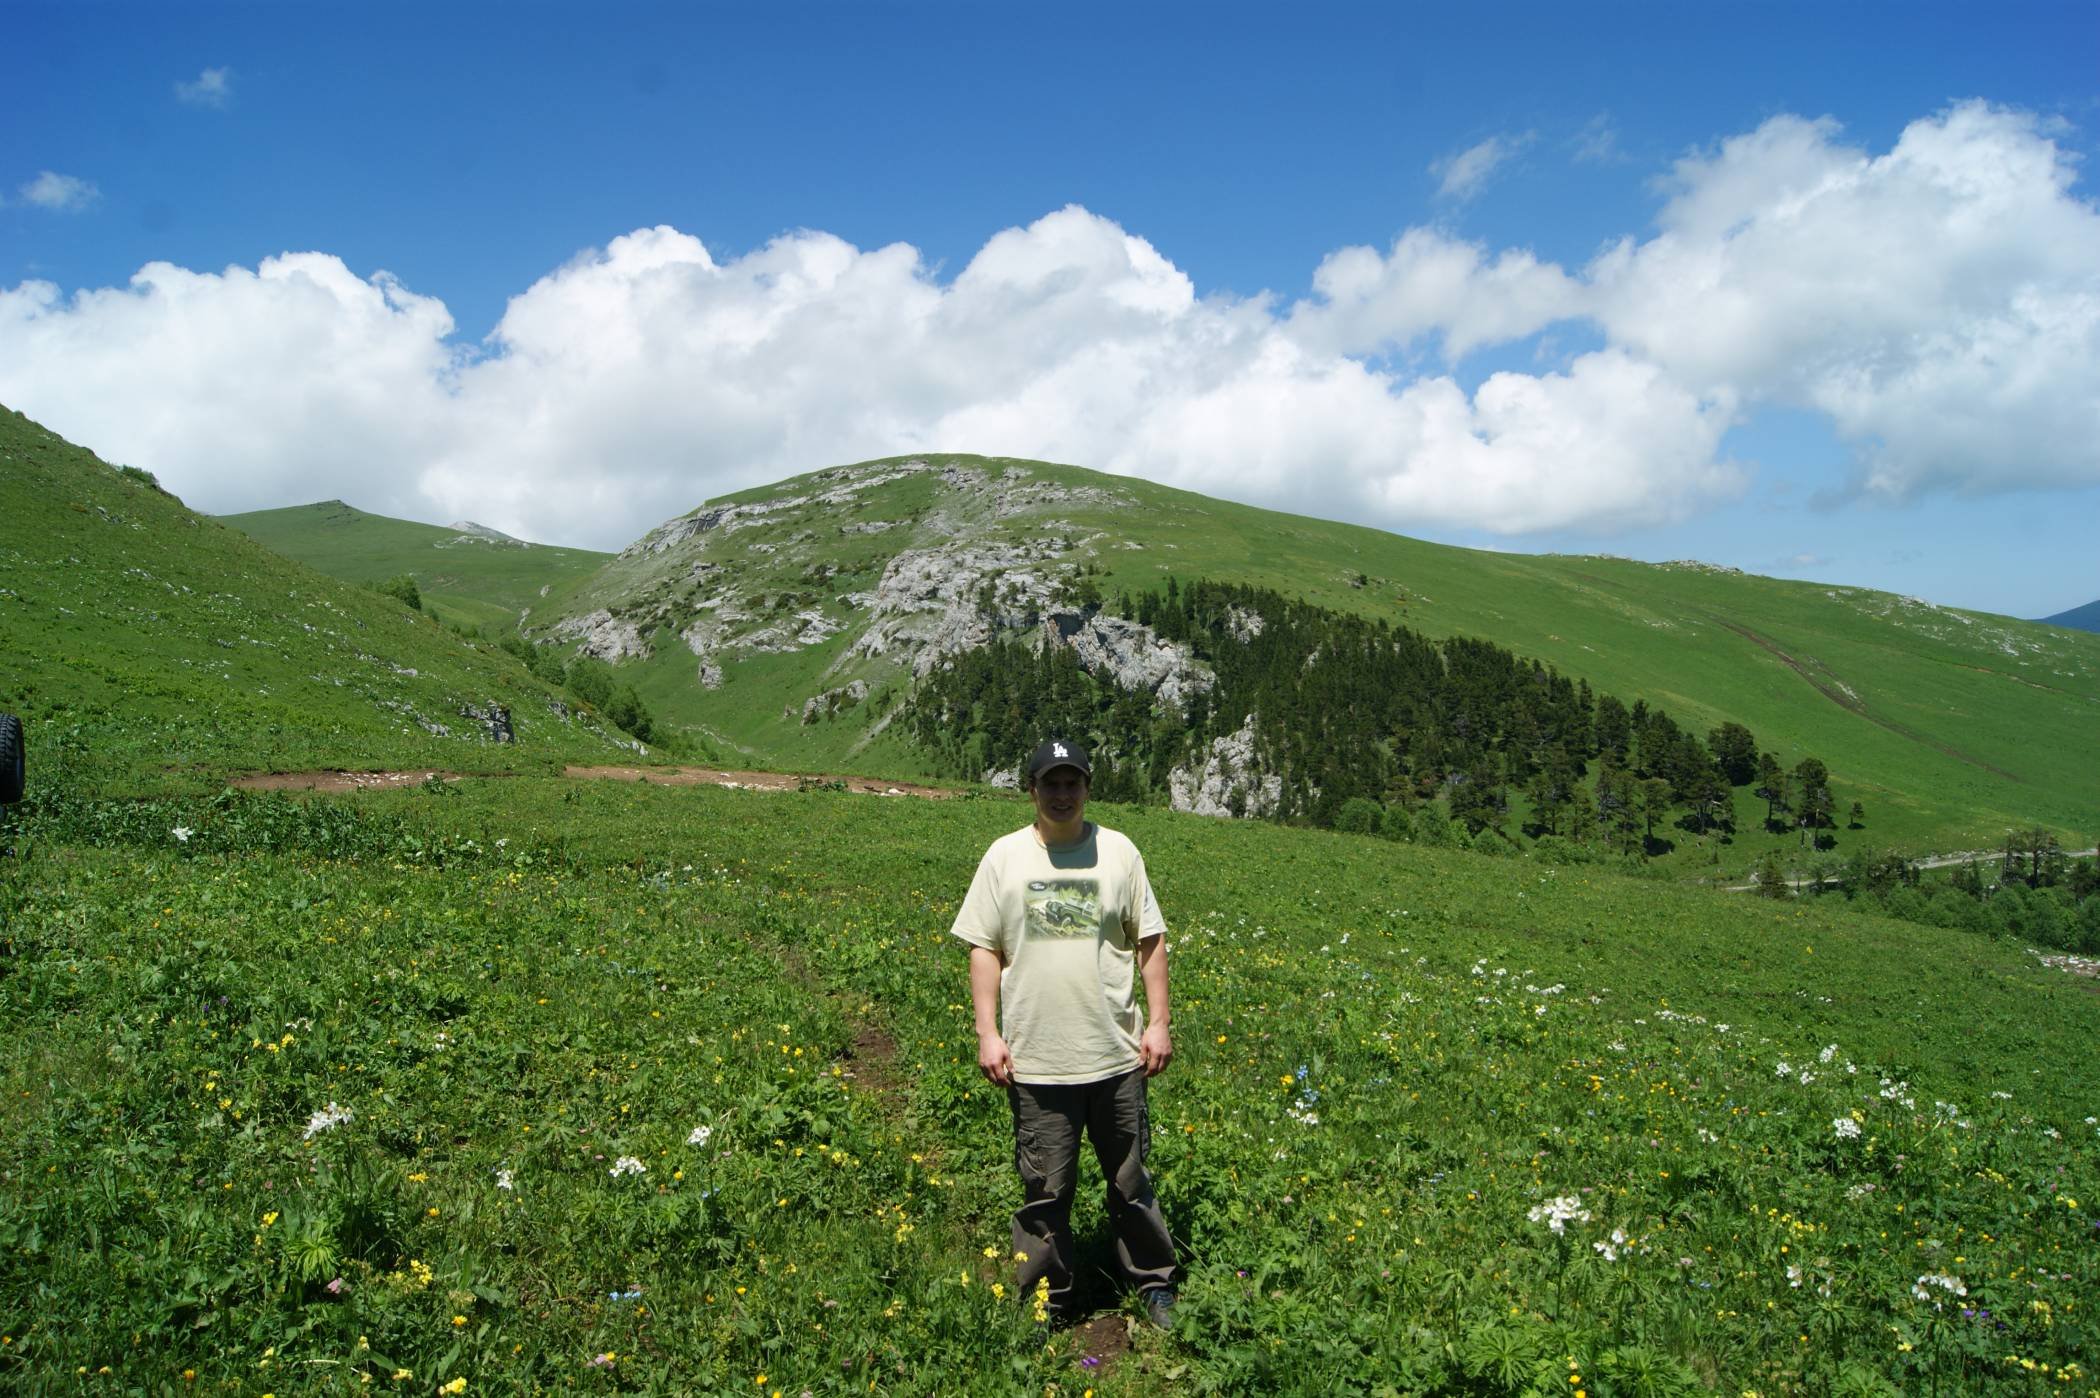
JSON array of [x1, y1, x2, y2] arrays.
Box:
[[219, 499, 609, 634], [523, 455, 2097, 857], [0, 407, 640, 791], [6, 776, 2095, 1392]]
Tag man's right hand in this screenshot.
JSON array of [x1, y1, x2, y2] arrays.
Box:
[[977, 1030, 1014, 1086]]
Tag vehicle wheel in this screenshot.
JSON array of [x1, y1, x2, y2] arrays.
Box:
[[0, 713, 22, 805]]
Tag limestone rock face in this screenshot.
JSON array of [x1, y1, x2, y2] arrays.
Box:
[[1225, 605, 1266, 644], [801, 679, 869, 724], [550, 609, 649, 661], [1168, 716, 1282, 819], [458, 701, 515, 743], [982, 766, 1021, 790], [1041, 612, 1213, 712], [847, 540, 1070, 675]]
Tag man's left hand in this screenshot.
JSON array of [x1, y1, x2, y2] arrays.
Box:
[[1139, 1021, 1173, 1077]]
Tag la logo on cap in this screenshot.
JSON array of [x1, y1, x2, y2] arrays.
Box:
[[1053, 742, 1068, 757]]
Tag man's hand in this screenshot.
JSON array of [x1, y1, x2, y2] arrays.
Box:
[[1139, 1020, 1173, 1077], [978, 1030, 1014, 1086]]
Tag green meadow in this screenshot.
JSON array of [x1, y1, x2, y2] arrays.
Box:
[[217, 451, 2100, 861], [5, 407, 2097, 1393], [218, 503, 610, 638], [0, 409, 635, 790], [3, 776, 2096, 1395]]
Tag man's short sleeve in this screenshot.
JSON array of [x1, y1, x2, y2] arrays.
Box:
[[948, 845, 1008, 953], [1125, 848, 1169, 945]]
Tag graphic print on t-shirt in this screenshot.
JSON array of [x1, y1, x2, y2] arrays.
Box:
[[1024, 878, 1101, 939]]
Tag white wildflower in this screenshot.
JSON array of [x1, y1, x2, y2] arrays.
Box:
[[686, 1124, 713, 1148], [1818, 1044, 1839, 1064], [1833, 1117, 1862, 1140], [608, 1156, 647, 1177], [302, 1101, 353, 1139], [171, 826, 193, 843], [1787, 1264, 1805, 1288], [1911, 1272, 1967, 1308], [494, 1167, 514, 1191], [1775, 1061, 1793, 1079], [1526, 1195, 1591, 1235]]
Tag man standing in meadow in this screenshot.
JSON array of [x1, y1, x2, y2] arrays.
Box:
[[951, 737, 1179, 1330]]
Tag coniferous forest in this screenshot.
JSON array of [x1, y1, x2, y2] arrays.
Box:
[[905, 578, 1839, 859]]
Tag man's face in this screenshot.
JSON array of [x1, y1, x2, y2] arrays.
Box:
[[1031, 766, 1088, 828]]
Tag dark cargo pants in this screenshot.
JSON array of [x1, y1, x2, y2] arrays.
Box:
[[1008, 1066, 1177, 1316]]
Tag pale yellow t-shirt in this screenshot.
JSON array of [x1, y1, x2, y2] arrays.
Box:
[[949, 822, 1169, 1085]]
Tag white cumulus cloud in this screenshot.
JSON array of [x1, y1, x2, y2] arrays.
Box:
[[1586, 102, 2100, 499], [0, 101, 2093, 549], [16, 171, 100, 212], [176, 66, 233, 108]]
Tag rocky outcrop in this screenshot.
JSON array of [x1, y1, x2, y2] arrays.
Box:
[[458, 701, 515, 743], [697, 660, 724, 690], [847, 540, 1070, 675], [550, 609, 649, 661], [1168, 716, 1283, 819], [621, 462, 935, 560], [982, 766, 1021, 790], [1225, 605, 1265, 643], [800, 679, 868, 724], [1042, 612, 1213, 712]]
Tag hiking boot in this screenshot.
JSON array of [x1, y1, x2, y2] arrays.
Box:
[[1141, 1286, 1176, 1331]]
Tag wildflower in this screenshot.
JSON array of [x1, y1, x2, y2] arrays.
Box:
[[494, 1168, 514, 1191], [1594, 1228, 1630, 1261], [303, 1101, 354, 1139], [440, 1382, 466, 1395], [1786, 1265, 1805, 1288], [1833, 1118, 1862, 1140], [609, 1156, 647, 1177], [1912, 1272, 1968, 1308], [1774, 1062, 1792, 1079], [687, 1124, 713, 1148], [590, 1353, 616, 1368], [1526, 1196, 1591, 1235], [1818, 1044, 1839, 1064], [326, 1277, 346, 1295], [172, 826, 193, 843]]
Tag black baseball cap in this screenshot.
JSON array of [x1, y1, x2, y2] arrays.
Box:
[[1027, 738, 1092, 782]]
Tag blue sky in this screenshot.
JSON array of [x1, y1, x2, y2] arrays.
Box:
[[5, 1, 2097, 618]]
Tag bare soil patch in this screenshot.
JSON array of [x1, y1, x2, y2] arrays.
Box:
[[230, 769, 461, 793], [562, 765, 956, 798], [1071, 1313, 1134, 1376], [230, 766, 958, 799]]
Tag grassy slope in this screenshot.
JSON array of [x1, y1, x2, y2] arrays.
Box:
[[6, 778, 2094, 1390], [0, 407, 635, 790], [219, 500, 609, 634], [662, 458, 2100, 851], [221, 449, 2100, 854]]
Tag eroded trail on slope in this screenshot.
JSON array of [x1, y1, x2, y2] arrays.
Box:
[[228, 765, 957, 798]]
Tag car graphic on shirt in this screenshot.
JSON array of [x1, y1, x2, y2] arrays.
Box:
[[1024, 879, 1102, 939]]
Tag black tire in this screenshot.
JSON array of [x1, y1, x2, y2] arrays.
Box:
[[0, 713, 22, 806]]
